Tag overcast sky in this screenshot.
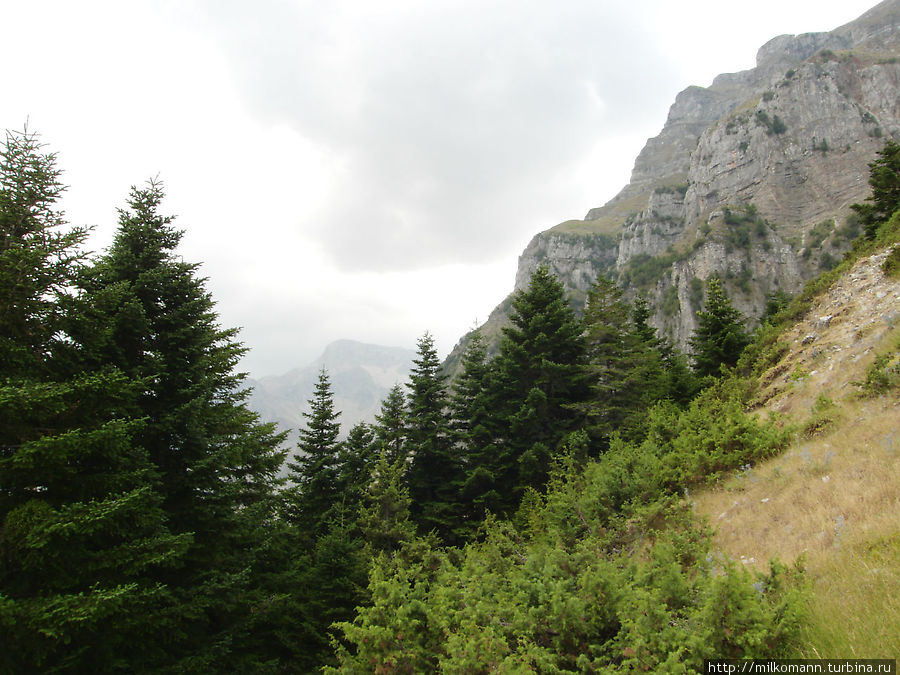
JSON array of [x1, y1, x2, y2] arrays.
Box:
[[1, 0, 880, 376]]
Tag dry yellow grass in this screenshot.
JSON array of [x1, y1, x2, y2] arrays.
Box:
[[693, 396, 899, 570], [692, 249, 900, 657]]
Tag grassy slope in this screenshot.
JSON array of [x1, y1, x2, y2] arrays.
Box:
[[692, 243, 900, 657]]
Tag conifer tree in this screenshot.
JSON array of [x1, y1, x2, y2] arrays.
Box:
[[404, 332, 460, 541], [631, 294, 698, 407], [334, 421, 380, 518], [689, 278, 750, 378], [0, 128, 83, 377], [82, 180, 285, 669], [491, 266, 587, 506], [449, 330, 502, 536], [0, 131, 189, 671], [581, 277, 663, 446], [851, 139, 900, 238], [375, 383, 407, 463], [288, 367, 342, 537], [358, 450, 416, 555]]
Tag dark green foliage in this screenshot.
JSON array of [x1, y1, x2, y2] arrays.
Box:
[[358, 451, 416, 555], [660, 284, 681, 316], [0, 132, 190, 671], [653, 183, 689, 197], [854, 343, 900, 397], [405, 332, 460, 541], [288, 367, 342, 537], [449, 330, 504, 538], [721, 204, 770, 253], [491, 266, 588, 508], [851, 140, 900, 239], [83, 180, 286, 669], [763, 290, 793, 322], [0, 129, 85, 378], [374, 383, 407, 464], [580, 277, 666, 447], [756, 110, 787, 135], [620, 250, 680, 289], [329, 387, 801, 672], [334, 421, 380, 517], [690, 278, 751, 378]]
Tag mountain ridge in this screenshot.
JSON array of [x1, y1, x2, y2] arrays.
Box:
[[246, 339, 415, 453], [446, 0, 900, 372]]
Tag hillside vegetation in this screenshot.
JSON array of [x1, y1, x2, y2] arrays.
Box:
[[693, 228, 900, 657]]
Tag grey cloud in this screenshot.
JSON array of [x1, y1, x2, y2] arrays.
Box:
[[189, 1, 679, 271]]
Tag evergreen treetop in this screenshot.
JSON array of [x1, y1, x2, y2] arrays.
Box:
[[851, 139, 900, 239], [689, 277, 750, 378], [288, 367, 343, 537]]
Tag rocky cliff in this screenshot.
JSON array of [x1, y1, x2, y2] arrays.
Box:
[[448, 0, 900, 368]]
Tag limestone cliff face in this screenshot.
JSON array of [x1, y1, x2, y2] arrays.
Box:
[[449, 0, 900, 367]]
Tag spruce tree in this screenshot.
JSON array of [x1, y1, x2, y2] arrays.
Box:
[[83, 180, 286, 670], [358, 450, 416, 555], [288, 367, 342, 537], [0, 128, 83, 377], [449, 330, 502, 537], [404, 332, 460, 541], [689, 278, 750, 378], [374, 383, 407, 464], [0, 131, 189, 671], [491, 266, 587, 506], [581, 277, 663, 446], [851, 139, 900, 238], [631, 294, 698, 407], [334, 421, 380, 519]]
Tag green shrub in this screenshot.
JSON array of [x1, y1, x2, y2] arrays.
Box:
[[883, 246, 900, 278], [802, 395, 838, 438], [855, 349, 900, 396]]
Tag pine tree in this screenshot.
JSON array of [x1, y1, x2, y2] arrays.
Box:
[[288, 367, 342, 537], [358, 450, 416, 555], [334, 421, 380, 519], [851, 139, 900, 239], [491, 266, 587, 506], [581, 277, 663, 446], [375, 383, 407, 464], [0, 131, 189, 671], [404, 332, 460, 541], [631, 294, 698, 407], [83, 180, 286, 669], [689, 278, 750, 378], [449, 330, 503, 536], [0, 128, 84, 377]]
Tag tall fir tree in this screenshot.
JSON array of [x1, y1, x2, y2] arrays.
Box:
[[581, 277, 664, 446], [851, 139, 900, 239], [404, 332, 461, 542], [288, 367, 342, 538], [334, 421, 380, 519], [358, 450, 416, 555], [375, 383, 407, 464], [491, 266, 587, 507], [449, 330, 503, 538], [82, 180, 286, 670], [0, 131, 190, 671], [689, 277, 751, 379], [632, 296, 699, 406]]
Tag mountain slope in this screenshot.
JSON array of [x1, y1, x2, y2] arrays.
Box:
[[693, 242, 900, 656]]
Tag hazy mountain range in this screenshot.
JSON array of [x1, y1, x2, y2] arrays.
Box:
[[245, 339, 415, 451]]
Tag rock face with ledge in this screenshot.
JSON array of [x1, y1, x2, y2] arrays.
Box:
[[446, 0, 900, 371]]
